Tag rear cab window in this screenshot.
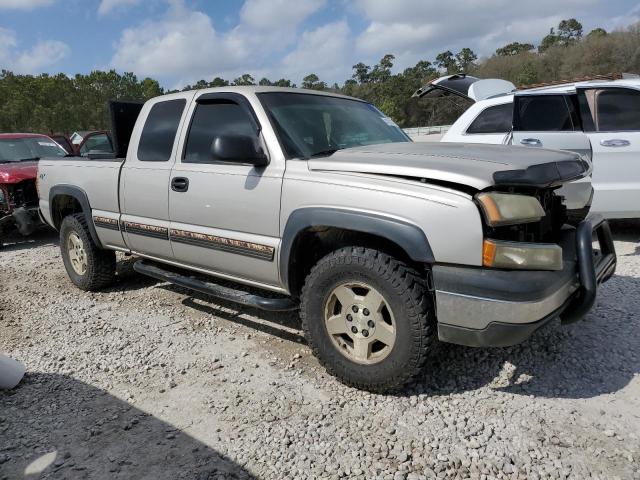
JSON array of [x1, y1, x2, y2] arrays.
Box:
[[514, 94, 581, 132], [465, 103, 513, 134], [137, 99, 186, 161]]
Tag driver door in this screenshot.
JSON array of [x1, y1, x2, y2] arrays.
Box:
[[168, 92, 284, 288]]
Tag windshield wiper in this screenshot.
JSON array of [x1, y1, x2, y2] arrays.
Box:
[[19, 157, 40, 162], [308, 149, 340, 158]]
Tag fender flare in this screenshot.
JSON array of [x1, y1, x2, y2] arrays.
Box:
[[279, 207, 434, 291], [49, 185, 102, 248]]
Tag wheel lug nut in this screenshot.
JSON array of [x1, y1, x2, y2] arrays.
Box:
[[367, 320, 375, 328], [351, 326, 358, 334], [363, 308, 370, 316], [346, 314, 353, 321], [362, 330, 369, 337], [352, 305, 359, 313]]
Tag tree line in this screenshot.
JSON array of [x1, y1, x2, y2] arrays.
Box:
[[1, 18, 639, 134]]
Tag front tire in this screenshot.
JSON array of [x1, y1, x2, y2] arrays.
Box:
[[300, 247, 435, 393], [60, 214, 116, 291]]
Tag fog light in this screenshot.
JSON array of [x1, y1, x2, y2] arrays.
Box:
[[483, 239, 563, 270]]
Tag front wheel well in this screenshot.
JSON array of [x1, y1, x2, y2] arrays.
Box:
[[286, 226, 426, 298]]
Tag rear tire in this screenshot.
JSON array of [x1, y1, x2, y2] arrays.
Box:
[[300, 247, 435, 393], [60, 214, 116, 291]]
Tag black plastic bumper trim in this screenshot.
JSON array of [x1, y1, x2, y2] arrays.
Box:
[[435, 214, 616, 347]]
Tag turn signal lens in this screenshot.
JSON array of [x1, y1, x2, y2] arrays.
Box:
[[476, 192, 545, 227], [483, 239, 563, 271]]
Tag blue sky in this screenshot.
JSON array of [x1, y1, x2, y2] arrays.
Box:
[[1, 0, 639, 89]]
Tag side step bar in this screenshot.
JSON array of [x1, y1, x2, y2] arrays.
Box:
[[133, 260, 298, 312]]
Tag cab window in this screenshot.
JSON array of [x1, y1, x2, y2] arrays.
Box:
[[137, 99, 186, 161], [183, 100, 257, 164]]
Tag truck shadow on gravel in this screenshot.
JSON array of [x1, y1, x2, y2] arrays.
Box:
[[0, 372, 255, 480]]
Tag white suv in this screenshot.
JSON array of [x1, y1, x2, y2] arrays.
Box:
[[417, 74, 640, 219]]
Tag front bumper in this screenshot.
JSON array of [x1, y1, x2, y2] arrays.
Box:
[[434, 215, 616, 347]]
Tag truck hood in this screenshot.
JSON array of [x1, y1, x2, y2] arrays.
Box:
[[0, 161, 38, 184], [307, 142, 590, 190]]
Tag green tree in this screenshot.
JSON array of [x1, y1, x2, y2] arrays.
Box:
[[587, 27, 607, 39], [232, 74, 255, 86], [558, 18, 583, 42], [496, 42, 534, 56], [455, 48, 477, 72], [539, 28, 560, 53], [352, 62, 371, 84], [301, 73, 326, 90], [210, 77, 229, 87], [258, 77, 272, 86], [435, 51, 458, 74], [370, 54, 395, 82], [273, 78, 294, 87]]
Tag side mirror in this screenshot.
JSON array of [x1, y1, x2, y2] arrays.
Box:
[[210, 134, 269, 167]]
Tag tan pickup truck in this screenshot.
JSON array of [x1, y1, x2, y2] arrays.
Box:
[[37, 87, 616, 392]]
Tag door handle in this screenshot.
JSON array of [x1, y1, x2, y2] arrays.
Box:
[[520, 138, 542, 146], [600, 139, 630, 147], [171, 177, 189, 192]]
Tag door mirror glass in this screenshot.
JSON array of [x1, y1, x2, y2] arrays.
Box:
[[210, 134, 268, 166]]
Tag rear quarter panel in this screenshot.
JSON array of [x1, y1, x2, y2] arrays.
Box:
[[38, 158, 123, 245]]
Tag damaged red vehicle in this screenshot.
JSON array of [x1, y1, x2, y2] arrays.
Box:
[[0, 133, 67, 246]]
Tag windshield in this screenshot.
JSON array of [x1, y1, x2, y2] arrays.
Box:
[[258, 92, 410, 158], [0, 137, 67, 162]]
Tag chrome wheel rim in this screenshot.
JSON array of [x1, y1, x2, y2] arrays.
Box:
[[67, 232, 87, 276], [324, 282, 396, 365]]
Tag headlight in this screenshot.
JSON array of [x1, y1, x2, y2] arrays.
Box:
[[476, 192, 545, 227], [483, 239, 563, 270]]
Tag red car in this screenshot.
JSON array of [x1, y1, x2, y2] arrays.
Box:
[[0, 133, 68, 245]]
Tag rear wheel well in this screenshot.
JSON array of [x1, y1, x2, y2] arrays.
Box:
[[51, 194, 84, 229], [287, 226, 425, 298]]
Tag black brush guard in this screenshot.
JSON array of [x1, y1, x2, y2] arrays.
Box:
[[561, 214, 616, 324]]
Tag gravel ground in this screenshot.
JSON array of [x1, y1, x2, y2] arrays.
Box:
[[1, 224, 640, 480]]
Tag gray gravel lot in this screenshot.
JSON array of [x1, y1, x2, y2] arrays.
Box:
[[1, 224, 640, 480]]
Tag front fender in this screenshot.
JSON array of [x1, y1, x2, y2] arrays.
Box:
[[279, 207, 434, 291]]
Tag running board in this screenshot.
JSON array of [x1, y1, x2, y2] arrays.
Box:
[[133, 260, 298, 312]]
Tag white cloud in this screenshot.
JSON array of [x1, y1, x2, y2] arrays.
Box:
[[0, 0, 53, 9], [240, 0, 324, 30], [98, 0, 142, 16], [282, 21, 350, 81], [0, 27, 69, 73], [110, 0, 325, 84], [353, 0, 599, 57]]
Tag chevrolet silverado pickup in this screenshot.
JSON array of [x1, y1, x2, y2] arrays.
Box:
[[37, 87, 616, 392]]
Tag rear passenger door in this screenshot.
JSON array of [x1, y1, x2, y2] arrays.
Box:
[[511, 93, 592, 158], [120, 94, 192, 259], [577, 86, 640, 218], [168, 92, 284, 288]]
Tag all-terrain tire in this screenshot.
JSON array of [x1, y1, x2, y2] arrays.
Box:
[[60, 214, 116, 291], [300, 247, 435, 393]]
